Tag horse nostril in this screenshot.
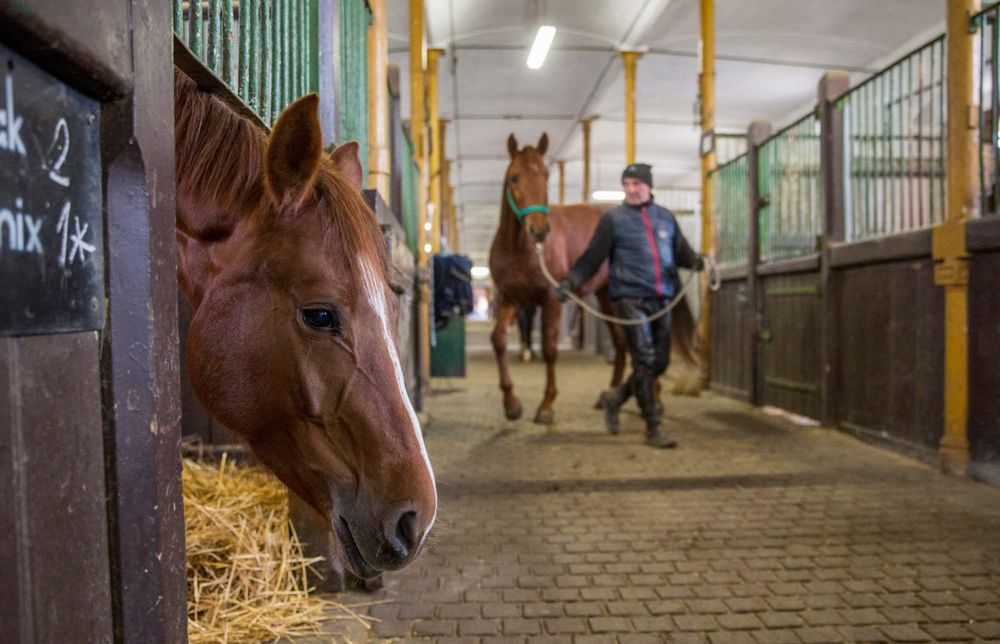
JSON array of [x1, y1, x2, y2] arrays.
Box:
[[382, 504, 423, 567], [395, 510, 419, 553]]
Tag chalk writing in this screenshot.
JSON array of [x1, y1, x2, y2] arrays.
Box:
[[0, 72, 25, 156]]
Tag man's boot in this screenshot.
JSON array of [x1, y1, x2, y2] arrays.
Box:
[[599, 389, 622, 435], [645, 424, 677, 449]]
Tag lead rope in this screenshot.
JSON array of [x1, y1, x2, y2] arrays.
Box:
[[532, 242, 721, 326]]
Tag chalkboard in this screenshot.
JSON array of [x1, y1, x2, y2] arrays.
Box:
[[0, 43, 104, 336]]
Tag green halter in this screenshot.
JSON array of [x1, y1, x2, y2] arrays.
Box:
[[506, 189, 550, 221]]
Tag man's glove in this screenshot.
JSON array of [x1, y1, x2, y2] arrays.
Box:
[[692, 254, 706, 272], [554, 279, 572, 302]]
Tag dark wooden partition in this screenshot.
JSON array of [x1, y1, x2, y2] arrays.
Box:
[[710, 269, 752, 400], [967, 217, 1000, 484]]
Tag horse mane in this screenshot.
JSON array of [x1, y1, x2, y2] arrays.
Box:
[[174, 70, 265, 234], [174, 69, 387, 283]]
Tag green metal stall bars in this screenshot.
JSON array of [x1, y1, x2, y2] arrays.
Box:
[[757, 113, 822, 262], [713, 153, 750, 267], [340, 0, 372, 181], [173, 0, 319, 127], [837, 35, 946, 240], [973, 3, 1000, 216]]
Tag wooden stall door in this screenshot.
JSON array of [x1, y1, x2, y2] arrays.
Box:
[[759, 271, 823, 421]]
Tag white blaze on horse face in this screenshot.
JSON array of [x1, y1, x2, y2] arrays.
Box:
[[360, 261, 438, 532]]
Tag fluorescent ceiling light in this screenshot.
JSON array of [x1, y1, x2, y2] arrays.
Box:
[[470, 266, 491, 279], [592, 190, 625, 202], [526, 26, 556, 70]]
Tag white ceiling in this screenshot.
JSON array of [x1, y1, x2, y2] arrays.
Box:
[[386, 0, 945, 266]]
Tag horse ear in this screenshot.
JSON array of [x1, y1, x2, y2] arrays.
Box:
[[265, 93, 323, 203], [536, 132, 549, 156], [329, 141, 364, 190], [507, 133, 519, 158]]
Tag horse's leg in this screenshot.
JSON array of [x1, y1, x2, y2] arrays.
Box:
[[517, 305, 534, 363], [534, 296, 562, 425], [492, 300, 523, 420]]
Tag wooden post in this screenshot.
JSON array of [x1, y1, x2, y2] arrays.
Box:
[[697, 0, 716, 386], [746, 121, 771, 406], [581, 118, 593, 203], [818, 71, 850, 426], [934, 0, 979, 474], [557, 159, 566, 205], [409, 0, 430, 404], [621, 51, 642, 165], [427, 48, 444, 253], [367, 0, 390, 198]]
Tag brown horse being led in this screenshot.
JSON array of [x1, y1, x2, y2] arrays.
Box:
[[489, 134, 699, 424], [174, 71, 435, 579]]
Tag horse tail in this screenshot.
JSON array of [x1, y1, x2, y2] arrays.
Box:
[[670, 293, 700, 369]]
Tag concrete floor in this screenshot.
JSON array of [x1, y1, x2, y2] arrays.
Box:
[[307, 321, 1000, 643]]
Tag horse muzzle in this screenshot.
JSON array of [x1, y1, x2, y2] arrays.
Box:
[[334, 500, 429, 578]]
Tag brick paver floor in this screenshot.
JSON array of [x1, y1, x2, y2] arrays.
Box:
[[305, 321, 1000, 643]]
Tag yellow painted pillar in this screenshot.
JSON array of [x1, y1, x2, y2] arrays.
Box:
[[427, 48, 445, 253], [621, 51, 642, 165], [934, 0, 979, 474], [696, 0, 717, 386], [581, 119, 593, 203], [367, 0, 390, 198], [557, 159, 566, 205], [409, 0, 431, 400], [442, 156, 457, 251]]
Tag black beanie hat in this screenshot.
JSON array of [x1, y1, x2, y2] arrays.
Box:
[[621, 163, 653, 188]]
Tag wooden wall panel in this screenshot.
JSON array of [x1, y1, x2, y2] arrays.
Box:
[[759, 271, 823, 420], [835, 258, 943, 455], [710, 278, 751, 399], [969, 250, 1000, 480]]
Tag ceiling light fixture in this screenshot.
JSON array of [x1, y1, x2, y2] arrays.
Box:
[[470, 266, 491, 279], [526, 25, 556, 70], [592, 190, 625, 202]]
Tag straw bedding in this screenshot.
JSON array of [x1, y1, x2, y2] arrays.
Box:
[[183, 456, 376, 643]]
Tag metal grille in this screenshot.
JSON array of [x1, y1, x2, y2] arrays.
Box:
[[975, 4, 1000, 216], [173, 0, 318, 126], [716, 134, 748, 167], [713, 153, 749, 267], [401, 132, 419, 254], [838, 36, 946, 240], [758, 114, 822, 261], [340, 0, 371, 180]]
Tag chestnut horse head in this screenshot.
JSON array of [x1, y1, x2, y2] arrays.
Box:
[[174, 71, 435, 578], [505, 133, 551, 243]]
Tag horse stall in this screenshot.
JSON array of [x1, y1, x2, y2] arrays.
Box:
[[171, 0, 428, 605], [3, 0, 428, 641], [708, 25, 1000, 481], [1, 2, 187, 641]]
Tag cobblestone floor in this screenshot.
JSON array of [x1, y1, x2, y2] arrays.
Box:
[[308, 321, 1000, 643]]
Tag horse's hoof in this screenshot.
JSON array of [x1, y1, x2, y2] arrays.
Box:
[[505, 403, 523, 420], [593, 396, 603, 410], [534, 409, 555, 425], [520, 348, 532, 363]]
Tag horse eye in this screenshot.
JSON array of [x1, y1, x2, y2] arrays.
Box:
[[511, 174, 519, 184], [301, 307, 341, 333]]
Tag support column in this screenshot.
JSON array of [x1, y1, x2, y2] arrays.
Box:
[[817, 71, 850, 426], [367, 0, 390, 199], [409, 0, 430, 405], [696, 0, 716, 386], [934, 0, 979, 474], [581, 118, 593, 203], [557, 159, 566, 204], [621, 51, 642, 165], [746, 121, 771, 406], [427, 48, 445, 253]]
